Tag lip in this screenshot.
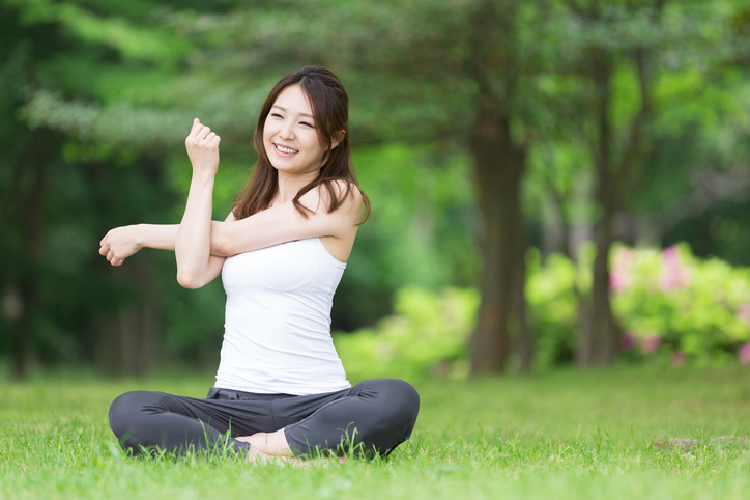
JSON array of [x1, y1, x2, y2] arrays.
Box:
[[273, 142, 298, 158]]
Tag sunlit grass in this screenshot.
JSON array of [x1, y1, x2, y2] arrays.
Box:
[[2, 365, 750, 499]]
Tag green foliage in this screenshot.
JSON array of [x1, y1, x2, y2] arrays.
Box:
[[335, 286, 479, 382], [282, 140, 477, 331]]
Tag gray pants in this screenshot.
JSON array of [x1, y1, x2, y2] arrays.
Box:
[[109, 379, 420, 458]]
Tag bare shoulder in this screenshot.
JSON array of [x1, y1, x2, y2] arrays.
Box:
[[332, 179, 364, 211], [300, 179, 363, 218]]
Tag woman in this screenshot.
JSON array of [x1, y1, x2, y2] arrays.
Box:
[[99, 66, 420, 462]]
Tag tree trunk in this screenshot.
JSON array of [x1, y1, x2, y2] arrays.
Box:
[[542, 172, 577, 262], [578, 194, 618, 365], [573, 4, 657, 367], [9, 130, 47, 381], [469, 105, 529, 374], [94, 260, 160, 377], [576, 50, 621, 366]]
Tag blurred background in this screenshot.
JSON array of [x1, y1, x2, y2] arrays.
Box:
[[1, 0, 749, 382]]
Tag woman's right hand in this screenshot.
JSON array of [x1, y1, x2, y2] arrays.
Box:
[[99, 225, 143, 267], [185, 118, 221, 177]]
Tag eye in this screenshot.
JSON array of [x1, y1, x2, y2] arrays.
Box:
[[270, 113, 283, 119], [300, 121, 315, 128]]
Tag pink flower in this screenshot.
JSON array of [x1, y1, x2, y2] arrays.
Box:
[[641, 335, 661, 354], [738, 303, 750, 327], [660, 246, 690, 291], [619, 331, 637, 352], [671, 350, 686, 367], [740, 343, 750, 365], [610, 247, 632, 292]]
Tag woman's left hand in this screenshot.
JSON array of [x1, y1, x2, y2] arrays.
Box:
[[185, 118, 221, 177]]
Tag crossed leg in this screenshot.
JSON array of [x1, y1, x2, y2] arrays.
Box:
[[108, 379, 420, 462]]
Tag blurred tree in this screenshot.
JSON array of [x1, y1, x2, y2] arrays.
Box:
[[563, 0, 666, 366], [559, 0, 750, 366], [638, 2, 750, 266], [517, 0, 748, 367], [0, 0, 202, 379]]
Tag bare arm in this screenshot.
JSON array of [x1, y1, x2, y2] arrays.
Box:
[[210, 184, 363, 257], [174, 118, 222, 288], [99, 118, 227, 287], [99, 187, 362, 281], [99, 224, 178, 264], [98, 215, 234, 266]]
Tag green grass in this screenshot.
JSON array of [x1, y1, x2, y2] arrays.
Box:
[[2, 365, 750, 499]]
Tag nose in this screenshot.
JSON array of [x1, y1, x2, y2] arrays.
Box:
[[278, 120, 295, 140]]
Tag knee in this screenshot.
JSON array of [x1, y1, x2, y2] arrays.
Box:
[[351, 379, 420, 453], [368, 379, 421, 425], [389, 379, 420, 423], [108, 390, 159, 442]]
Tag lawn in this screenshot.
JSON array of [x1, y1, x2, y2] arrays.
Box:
[[2, 365, 750, 499]]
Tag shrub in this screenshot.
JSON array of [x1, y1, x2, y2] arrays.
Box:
[[337, 244, 750, 380], [525, 248, 582, 370], [610, 243, 750, 364], [334, 286, 479, 381]]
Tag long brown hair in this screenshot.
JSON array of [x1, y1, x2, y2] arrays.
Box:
[[232, 66, 370, 223]]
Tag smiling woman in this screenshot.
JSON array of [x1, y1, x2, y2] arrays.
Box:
[[263, 87, 333, 177], [97, 66, 419, 463]]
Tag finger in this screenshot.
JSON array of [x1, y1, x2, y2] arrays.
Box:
[[211, 135, 221, 148], [113, 258, 124, 267], [196, 126, 211, 140], [188, 119, 203, 140], [205, 132, 216, 143], [107, 249, 116, 262]]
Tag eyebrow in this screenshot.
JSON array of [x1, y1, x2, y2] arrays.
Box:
[[271, 105, 314, 119]]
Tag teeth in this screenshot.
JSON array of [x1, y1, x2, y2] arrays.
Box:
[[276, 144, 298, 154]]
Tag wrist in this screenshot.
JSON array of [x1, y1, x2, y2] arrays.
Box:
[[191, 170, 216, 187], [133, 224, 146, 249]]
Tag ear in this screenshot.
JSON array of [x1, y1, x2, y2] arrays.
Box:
[[331, 131, 346, 150]]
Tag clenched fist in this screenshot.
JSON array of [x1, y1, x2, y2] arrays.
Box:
[[99, 225, 142, 267], [185, 118, 221, 176]]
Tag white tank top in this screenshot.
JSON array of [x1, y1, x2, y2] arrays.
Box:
[[214, 238, 351, 395]]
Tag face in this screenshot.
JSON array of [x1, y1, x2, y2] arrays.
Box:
[[263, 84, 329, 177]]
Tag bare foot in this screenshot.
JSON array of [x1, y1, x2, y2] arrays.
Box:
[[235, 429, 351, 467], [235, 436, 348, 467], [236, 431, 299, 466]]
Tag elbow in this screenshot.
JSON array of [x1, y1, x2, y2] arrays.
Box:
[[176, 270, 203, 289]]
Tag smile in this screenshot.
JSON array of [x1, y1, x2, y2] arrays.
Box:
[[274, 143, 298, 155]]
